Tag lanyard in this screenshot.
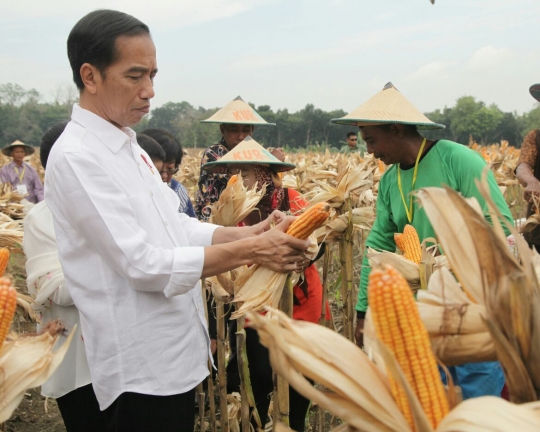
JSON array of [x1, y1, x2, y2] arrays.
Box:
[[397, 138, 427, 223], [13, 165, 26, 182]]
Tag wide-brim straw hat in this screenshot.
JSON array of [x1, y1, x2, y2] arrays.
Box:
[[331, 82, 445, 130], [2, 140, 35, 157], [530, 84, 540, 103], [203, 136, 295, 174], [201, 96, 276, 126]]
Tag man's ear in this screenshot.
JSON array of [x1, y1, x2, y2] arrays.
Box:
[[219, 124, 226, 135], [391, 124, 406, 138], [80, 63, 100, 95]]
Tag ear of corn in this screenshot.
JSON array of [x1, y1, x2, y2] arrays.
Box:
[[286, 202, 331, 240], [402, 225, 422, 264], [368, 265, 449, 430], [227, 175, 239, 187], [0, 278, 16, 349], [0, 248, 9, 277], [394, 233, 405, 253]]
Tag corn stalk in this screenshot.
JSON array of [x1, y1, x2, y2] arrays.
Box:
[[216, 301, 229, 432], [275, 274, 294, 426], [235, 316, 261, 431], [201, 281, 217, 432], [339, 203, 355, 341]]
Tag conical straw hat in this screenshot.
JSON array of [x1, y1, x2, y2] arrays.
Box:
[[201, 96, 275, 126], [2, 140, 35, 157], [202, 136, 295, 173], [331, 82, 445, 130], [530, 83, 540, 103]]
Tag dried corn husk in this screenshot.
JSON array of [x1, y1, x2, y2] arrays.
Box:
[[315, 207, 376, 242], [208, 178, 265, 227], [254, 308, 540, 432], [16, 291, 39, 323], [367, 248, 447, 290], [247, 308, 411, 432], [0, 321, 75, 422], [417, 173, 540, 402], [227, 392, 242, 432], [437, 397, 540, 432]]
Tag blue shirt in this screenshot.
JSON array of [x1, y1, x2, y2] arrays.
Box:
[[170, 179, 196, 218]]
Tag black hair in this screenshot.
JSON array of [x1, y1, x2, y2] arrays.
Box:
[[140, 128, 183, 166], [67, 10, 150, 90], [137, 134, 165, 163], [40, 121, 69, 168], [347, 131, 357, 139], [374, 124, 418, 134]]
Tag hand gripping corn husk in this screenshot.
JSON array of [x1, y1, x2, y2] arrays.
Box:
[[0, 307, 75, 424], [416, 169, 540, 403], [231, 203, 331, 319]]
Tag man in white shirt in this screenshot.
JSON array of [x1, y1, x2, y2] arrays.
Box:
[[45, 10, 309, 432]]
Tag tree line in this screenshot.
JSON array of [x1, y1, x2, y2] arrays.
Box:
[[2, 82, 540, 151]]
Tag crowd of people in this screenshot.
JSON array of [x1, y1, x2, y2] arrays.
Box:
[[4, 7, 538, 432]]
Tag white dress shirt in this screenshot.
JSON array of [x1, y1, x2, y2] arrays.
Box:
[[45, 104, 218, 410], [24, 201, 91, 399]]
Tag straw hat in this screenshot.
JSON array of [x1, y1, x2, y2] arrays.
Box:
[[2, 140, 35, 157], [202, 136, 295, 173], [331, 82, 445, 130], [530, 84, 540, 103], [201, 96, 276, 126]]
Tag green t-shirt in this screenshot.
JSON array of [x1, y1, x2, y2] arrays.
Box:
[[356, 139, 513, 312], [340, 144, 367, 156]]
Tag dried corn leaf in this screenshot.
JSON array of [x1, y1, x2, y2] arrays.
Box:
[[0, 322, 75, 423], [247, 308, 411, 432]]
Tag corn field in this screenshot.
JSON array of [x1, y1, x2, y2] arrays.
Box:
[[2, 139, 539, 431]]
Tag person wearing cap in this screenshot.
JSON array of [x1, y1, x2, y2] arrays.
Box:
[[0, 140, 44, 203], [203, 136, 324, 432], [516, 83, 540, 251], [332, 82, 513, 400], [196, 96, 275, 221]]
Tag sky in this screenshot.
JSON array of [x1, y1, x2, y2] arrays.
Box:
[[2, 0, 540, 116]]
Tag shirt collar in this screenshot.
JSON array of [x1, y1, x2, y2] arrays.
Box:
[[71, 104, 136, 154]]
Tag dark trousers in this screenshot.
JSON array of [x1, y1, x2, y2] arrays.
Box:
[[56, 383, 107, 432], [227, 326, 311, 432], [103, 389, 196, 432]]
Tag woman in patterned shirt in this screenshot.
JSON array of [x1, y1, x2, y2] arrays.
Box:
[[516, 83, 540, 249]]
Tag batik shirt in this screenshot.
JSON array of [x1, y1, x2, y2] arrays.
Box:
[[196, 138, 231, 221]]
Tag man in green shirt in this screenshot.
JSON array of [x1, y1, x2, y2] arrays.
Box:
[[340, 132, 366, 155], [332, 82, 512, 400]]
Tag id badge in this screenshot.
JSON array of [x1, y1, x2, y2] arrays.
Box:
[[16, 184, 28, 195]]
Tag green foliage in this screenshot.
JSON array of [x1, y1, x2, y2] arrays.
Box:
[[2, 82, 539, 150], [0, 83, 75, 147]]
